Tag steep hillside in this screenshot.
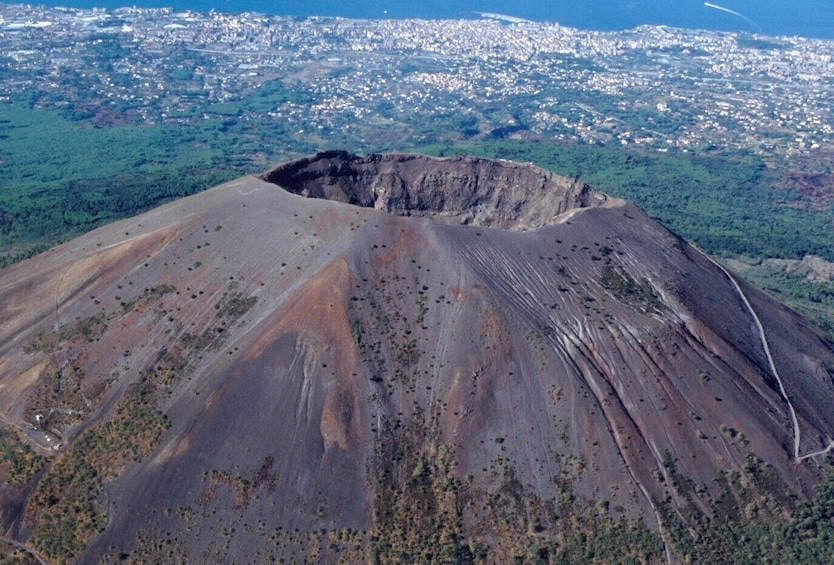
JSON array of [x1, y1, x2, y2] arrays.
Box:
[[0, 152, 833, 564]]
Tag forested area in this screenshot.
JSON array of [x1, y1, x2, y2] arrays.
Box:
[[0, 100, 257, 265], [2, 100, 833, 333]]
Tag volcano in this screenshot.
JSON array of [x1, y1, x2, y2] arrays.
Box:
[[0, 151, 833, 563]]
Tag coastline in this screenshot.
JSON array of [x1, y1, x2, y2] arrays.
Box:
[[14, 0, 834, 40]]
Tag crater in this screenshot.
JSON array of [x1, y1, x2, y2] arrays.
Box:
[[261, 150, 617, 231]]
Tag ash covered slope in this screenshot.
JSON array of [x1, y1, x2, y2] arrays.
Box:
[[0, 152, 832, 563]]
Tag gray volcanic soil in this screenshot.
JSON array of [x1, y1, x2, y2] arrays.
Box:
[[0, 152, 833, 563]]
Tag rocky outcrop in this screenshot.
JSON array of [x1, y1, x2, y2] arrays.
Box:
[[261, 150, 618, 230]]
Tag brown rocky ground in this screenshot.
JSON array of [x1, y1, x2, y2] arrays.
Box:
[[0, 152, 832, 563], [786, 171, 834, 210]]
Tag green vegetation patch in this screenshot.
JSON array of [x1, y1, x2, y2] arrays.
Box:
[[368, 409, 664, 564], [728, 260, 834, 336], [661, 453, 834, 564], [122, 284, 178, 314], [29, 381, 169, 563], [0, 100, 243, 264], [600, 265, 665, 316], [215, 291, 258, 322], [24, 313, 108, 354], [26, 283, 257, 564], [0, 541, 40, 565], [23, 365, 88, 433], [0, 427, 46, 486]]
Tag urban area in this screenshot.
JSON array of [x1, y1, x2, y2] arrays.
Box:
[[1, 3, 833, 166]]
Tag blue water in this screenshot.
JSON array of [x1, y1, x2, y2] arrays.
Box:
[[32, 0, 834, 39]]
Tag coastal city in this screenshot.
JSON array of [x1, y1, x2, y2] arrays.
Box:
[[1, 3, 834, 166]]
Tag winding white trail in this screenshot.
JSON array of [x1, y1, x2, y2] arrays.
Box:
[[798, 438, 834, 462], [698, 247, 834, 462]]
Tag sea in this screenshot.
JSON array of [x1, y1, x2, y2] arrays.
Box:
[[27, 0, 834, 40]]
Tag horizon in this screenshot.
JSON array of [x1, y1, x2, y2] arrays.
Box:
[[18, 0, 834, 39]]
